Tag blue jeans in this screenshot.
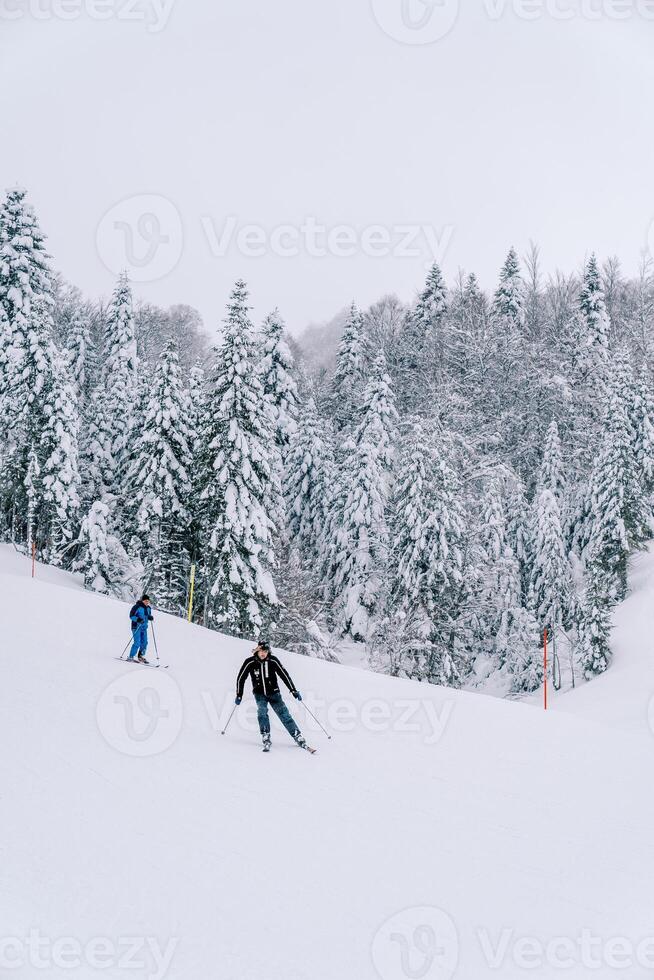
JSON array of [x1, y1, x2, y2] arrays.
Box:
[[129, 624, 148, 659], [255, 692, 300, 739]]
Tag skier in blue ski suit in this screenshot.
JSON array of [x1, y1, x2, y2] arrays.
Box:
[[129, 595, 154, 661]]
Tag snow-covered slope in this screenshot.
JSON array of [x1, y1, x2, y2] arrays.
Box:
[[553, 542, 654, 737], [3, 544, 654, 979]]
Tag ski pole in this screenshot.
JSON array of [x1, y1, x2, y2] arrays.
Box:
[[151, 622, 160, 664], [221, 704, 238, 735], [119, 636, 133, 660], [301, 701, 331, 740]]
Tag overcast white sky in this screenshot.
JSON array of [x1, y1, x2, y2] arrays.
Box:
[[2, 1, 654, 338]]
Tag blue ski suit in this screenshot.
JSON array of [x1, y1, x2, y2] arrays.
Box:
[[129, 601, 153, 659]]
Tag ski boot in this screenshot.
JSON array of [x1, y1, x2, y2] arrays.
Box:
[[262, 733, 271, 753], [294, 733, 316, 754], [137, 653, 150, 665]]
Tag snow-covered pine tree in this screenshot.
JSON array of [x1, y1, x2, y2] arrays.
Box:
[[0, 189, 80, 559], [473, 479, 541, 691], [567, 254, 611, 471], [503, 472, 532, 597], [396, 263, 448, 415], [529, 487, 575, 631], [493, 545, 542, 693], [330, 302, 365, 431], [76, 500, 112, 593], [0, 186, 51, 329], [326, 354, 398, 639], [184, 361, 207, 573], [479, 483, 506, 563], [65, 306, 95, 409], [630, 371, 654, 504], [586, 355, 650, 601], [374, 420, 466, 685], [540, 420, 565, 500], [199, 280, 278, 636], [491, 247, 524, 332], [85, 273, 137, 501], [74, 498, 143, 599], [40, 346, 81, 561], [128, 340, 192, 612], [0, 186, 52, 434], [259, 308, 299, 450], [577, 557, 612, 679], [446, 273, 489, 433], [488, 249, 536, 478], [286, 395, 335, 560], [83, 392, 115, 506], [579, 254, 610, 365]]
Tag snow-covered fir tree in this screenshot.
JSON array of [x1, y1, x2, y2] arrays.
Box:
[[577, 558, 612, 679], [493, 545, 542, 693], [259, 308, 299, 449], [540, 420, 565, 500], [372, 421, 466, 685], [85, 273, 137, 501], [330, 302, 365, 431], [586, 356, 651, 601], [630, 371, 654, 503], [0, 189, 80, 557], [579, 254, 610, 365], [325, 354, 398, 638], [286, 396, 335, 561], [396, 263, 448, 415], [76, 500, 112, 593], [128, 340, 192, 612], [198, 280, 278, 636], [491, 247, 524, 331], [529, 487, 575, 631], [64, 306, 95, 409]]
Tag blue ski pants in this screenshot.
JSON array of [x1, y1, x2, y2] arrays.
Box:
[[129, 624, 149, 659], [254, 692, 300, 738]]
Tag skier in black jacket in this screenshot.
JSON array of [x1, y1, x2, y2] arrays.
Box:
[[235, 641, 308, 751]]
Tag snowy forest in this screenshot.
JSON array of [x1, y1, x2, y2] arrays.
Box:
[[1, 185, 653, 698]]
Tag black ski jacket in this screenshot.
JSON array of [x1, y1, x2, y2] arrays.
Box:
[[236, 654, 298, 700]]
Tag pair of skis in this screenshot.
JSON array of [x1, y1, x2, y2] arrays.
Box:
[[263, 740, 316, 755], [114, 657, 169, 669]]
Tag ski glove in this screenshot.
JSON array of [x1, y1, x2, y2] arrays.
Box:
[[235, 697, 242, 705], [294, 692, 302, 701]]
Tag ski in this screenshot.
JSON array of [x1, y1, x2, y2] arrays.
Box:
[[299, 743, 317, 754], [114, 657, 169, 669]]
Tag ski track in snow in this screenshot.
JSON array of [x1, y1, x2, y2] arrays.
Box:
[[2, 544, 654, 978]]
